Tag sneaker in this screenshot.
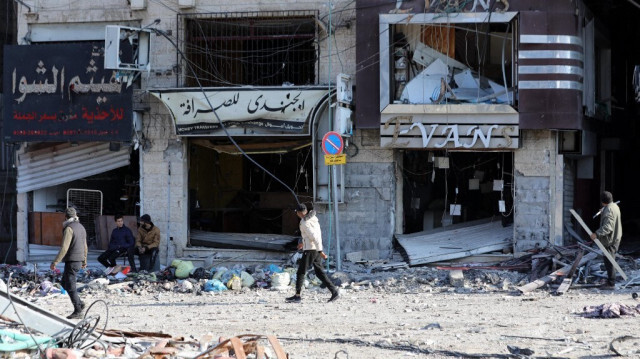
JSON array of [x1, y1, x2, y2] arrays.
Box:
[[66, 311, 83, 320], [328, 291, 340, 302], [601, 283, 616, 290], [285, 295, 301, 303]]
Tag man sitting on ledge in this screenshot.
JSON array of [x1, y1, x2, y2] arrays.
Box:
[[98, 213, 136, 272], [136, 214, 160, 272]]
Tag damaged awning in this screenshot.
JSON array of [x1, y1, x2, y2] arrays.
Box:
[[395, 220, 513, 266], [149, 87, 331, 137], [16, 142, 130, 193]]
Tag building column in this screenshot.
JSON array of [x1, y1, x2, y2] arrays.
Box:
[[16, 192, 28, 263]]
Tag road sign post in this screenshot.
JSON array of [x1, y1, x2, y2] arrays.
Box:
[[322, 131, 344, 271]]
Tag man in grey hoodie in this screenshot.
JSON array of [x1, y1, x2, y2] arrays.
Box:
[[286, 203, 339, 303]]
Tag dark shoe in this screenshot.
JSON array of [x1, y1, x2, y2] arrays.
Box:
[[601, 284, 616, 290], [285, 295, 301, 303], [328, 291, 340, 302], [66, 311, 83, 320]]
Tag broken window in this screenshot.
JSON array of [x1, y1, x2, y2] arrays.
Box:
[[380, 13, 517, 108], [179, 11, 318, 87]]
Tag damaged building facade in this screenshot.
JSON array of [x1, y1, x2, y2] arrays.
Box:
[[356, 0, 633, 264], [8, 0, 369, 265], [6, 0, 636, 266]]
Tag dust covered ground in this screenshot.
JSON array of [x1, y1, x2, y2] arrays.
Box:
[[30, 266, 640, 358]]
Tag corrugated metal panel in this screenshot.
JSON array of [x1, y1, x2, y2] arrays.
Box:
[[563, 158, 576, 242], [17, 142, 130, 193]]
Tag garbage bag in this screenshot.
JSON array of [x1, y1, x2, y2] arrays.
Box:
[[191, 267, 208, 280], [213, 267, 228, 280], [267, 264, 283, 273], [221, 269, 241, 284], [227, 275, 242, 290], [271, 272, 290, 290], [204, 279, 227, 292], [175, 261, 194, 279], [240, 271, 255, 288]]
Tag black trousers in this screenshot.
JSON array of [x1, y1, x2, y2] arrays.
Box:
[[62, 261, 83, 313], [98, 247, 136, 270], [295, 250, 337, 295], [136, 247, 158, 272], [603, 245, 618, 285]]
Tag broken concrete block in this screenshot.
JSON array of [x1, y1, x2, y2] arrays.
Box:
[[449, 270, 464, 287]]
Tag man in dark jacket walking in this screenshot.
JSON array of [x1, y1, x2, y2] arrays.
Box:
[[50, 207, 87, 319], [98, 214, 136, 272]]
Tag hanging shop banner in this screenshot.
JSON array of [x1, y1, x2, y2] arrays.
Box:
[[2, 43, 133, 142], [149, 87, 330, 136], [380, 104, 519, 150]]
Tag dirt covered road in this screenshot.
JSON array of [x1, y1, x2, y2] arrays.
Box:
[[32, 267, 640, 358]]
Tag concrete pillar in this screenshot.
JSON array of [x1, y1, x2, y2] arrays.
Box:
[[16, 192, 28, 263]]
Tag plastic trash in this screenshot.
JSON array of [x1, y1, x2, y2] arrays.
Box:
[[270, 272, 290, 290], [267, 264, 283, 273], [203, 279, 227, 292], [175, 261, 194, 279], [213, 267, 228, 280], [240, 271, 255, 288], [221, 269, 241, 284]]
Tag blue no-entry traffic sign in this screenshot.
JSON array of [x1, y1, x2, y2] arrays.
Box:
[[322, 131, 344, 155]]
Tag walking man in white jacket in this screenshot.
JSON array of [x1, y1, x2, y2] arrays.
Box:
[[286, 203, 339, 303]]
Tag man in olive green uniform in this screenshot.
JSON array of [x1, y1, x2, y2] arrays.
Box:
[[590, 191, 622, 290], [50, 207, 88, 319]]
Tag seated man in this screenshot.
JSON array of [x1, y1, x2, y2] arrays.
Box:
[[135, 214, 160, 272], [98, 214, 136, 272]]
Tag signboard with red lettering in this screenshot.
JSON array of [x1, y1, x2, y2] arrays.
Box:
[[2, 43, 133, 142]]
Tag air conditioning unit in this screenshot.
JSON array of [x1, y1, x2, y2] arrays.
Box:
[[104, 26, 152, 71], [130, 0, 146, 10]]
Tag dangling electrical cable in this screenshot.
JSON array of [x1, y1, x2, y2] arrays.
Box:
[[151, 28, 302, 205]]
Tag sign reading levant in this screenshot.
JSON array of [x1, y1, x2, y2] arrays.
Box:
[[380, 105, 519, 150], [3, 43, 133, 142]]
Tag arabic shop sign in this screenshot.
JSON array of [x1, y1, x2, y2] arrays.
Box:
[[149, 88, 329, 136], [380, 105, 519, 150], [2, 43, 132, 142]]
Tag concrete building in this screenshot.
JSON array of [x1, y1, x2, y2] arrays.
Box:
[[7, 0, 640, 267]]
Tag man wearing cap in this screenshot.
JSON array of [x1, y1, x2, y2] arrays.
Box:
[[50, 207, 87, 319], [590, 191, 623, 290], [286, 203, 339, 303], [97, 214, 136, 272], [135, 214, 161, 272]]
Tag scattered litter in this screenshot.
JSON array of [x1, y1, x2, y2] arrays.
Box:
[[582, 303, 640, 318]]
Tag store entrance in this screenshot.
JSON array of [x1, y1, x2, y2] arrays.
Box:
[[402, 151, 514, 234], [188, 140, 312, 236]]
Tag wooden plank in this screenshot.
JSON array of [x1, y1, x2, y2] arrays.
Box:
[[517, 252, 597, 293], [229, 337, 247, 359], [255, 345, 265, 359], [554, 250, 584, 295], [267, 335, 287, 359], [569, 209, 627, 281]]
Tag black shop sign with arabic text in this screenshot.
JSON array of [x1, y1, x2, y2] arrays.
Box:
[[2, 43, 133, 142]]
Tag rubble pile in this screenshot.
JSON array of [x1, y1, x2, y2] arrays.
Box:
[[1, 244, 639, 358]]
